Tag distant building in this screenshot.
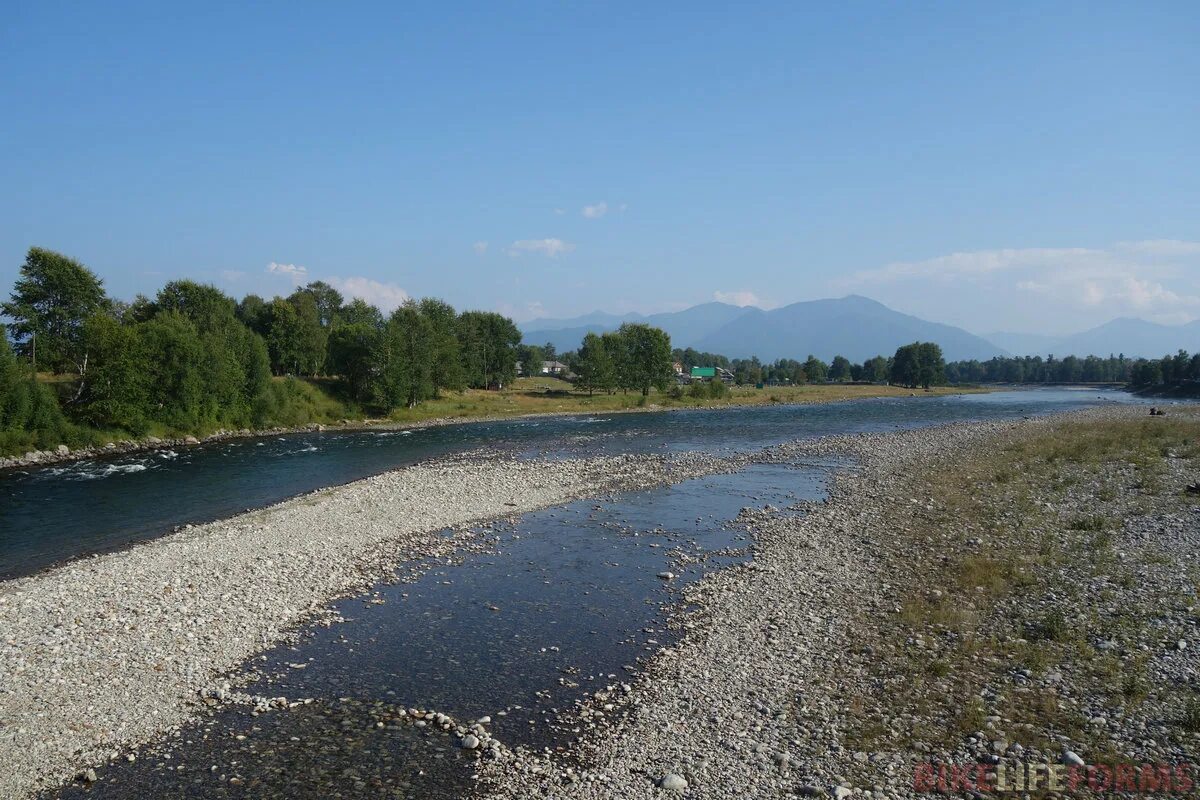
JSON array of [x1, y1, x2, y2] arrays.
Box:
[[689, 366, 735, 384], [542, 360, 569, 376], [673, 361, 684, 376]]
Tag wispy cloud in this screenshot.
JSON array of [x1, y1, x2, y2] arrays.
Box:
[[713, 289, 766, 308], [220, 270, 247, 283], [327, 277, 410, 313], [473, 241, 488, 255], [508, 238, 574, 258], [266, 262, 308, 285], [841, 240, 1200, 328], [582, 202, 608, 219]]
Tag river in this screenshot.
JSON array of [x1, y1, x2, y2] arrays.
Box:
[[1, 389, 1146, 579]]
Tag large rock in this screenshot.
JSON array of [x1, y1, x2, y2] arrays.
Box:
[[659, 773, 688, 791]]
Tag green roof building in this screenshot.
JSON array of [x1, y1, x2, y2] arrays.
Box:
[[690, 366, 717, 379]]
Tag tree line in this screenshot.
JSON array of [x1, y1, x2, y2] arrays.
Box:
[[0, 247, 524, 448], [560, 341, 947, 390], [944, 352, 1200, 387]]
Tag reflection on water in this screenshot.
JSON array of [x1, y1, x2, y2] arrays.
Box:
[[1, 389, 1145, 578], [51, 464, 828, 799]]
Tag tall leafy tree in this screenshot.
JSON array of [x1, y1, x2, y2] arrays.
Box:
[[236, 294, 270, 336], [139, 311, 208, 429], [891, 342, 945, 388], [458, 311, 520, 389], [76, 314, 149, 432], [829, 355, 852, 381], [266, 299, 304, 375], [862, 355, 889, 383], [418, 298, 464, 396], [155, 281, 238, 332], [283, 290, 328, 375], [2, 247, 109, 374], [616, 323, 673, 396], [517, 344, 544, 376], [298, 281, 344, 327], [575, 332, 616, 395], [378, 303, 434, 409], [601, 330, 631, 392], [328, 299, 385, 404], [338, 298, 384, 328], [802, 355, 829, 383]]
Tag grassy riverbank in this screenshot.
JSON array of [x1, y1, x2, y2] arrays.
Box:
[[2, 376, 986, 460], [846, 410, 1200, 777], [385, 378, 987, 424]]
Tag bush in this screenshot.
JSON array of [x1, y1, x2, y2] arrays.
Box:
[[256, 378, 351, 428]]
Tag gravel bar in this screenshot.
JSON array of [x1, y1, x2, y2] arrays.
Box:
[[478, 406, 1167, 798], [0, 449, 719, 799]]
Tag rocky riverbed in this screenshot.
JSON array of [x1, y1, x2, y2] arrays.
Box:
[[0, 448, 740, 799], [477, 405, 1200, 798], [4, 404, 1185, 799]]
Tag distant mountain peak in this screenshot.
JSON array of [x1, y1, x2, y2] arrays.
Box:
[[521, 295, 1004, 362]]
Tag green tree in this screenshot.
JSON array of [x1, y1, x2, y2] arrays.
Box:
[[155, 281, 238, 333], [418, 298, 464, 395], [458, 311, 520, 389], [916, 342, 946, 388], [236, 294, 270, 336], [328, 321, 382, 404], [286, 290, 328, 374], [862, 355, 889, 383], [0, 333, 71, 449], [298, 281, 344, 327], [575, 332, 616, 395], [602, 330, 632, 392], [76, 314, 149, 432], [338, 298, 384, 328], [327, 299, 384, 404], [139, 311, 208, 429], [829, 355, 852, 381], [266, 299, 304, 374], [891, 342, 946, 389], [378, 304, 434, 409], [890, 344, 920, 387], [517, 344, 544, 376], [802, 355, 828, 383], [3, 247, 109, 374], [616, 323, 673, 396]]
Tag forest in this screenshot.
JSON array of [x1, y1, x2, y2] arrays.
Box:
[[944, 352, 1200, 387], [0, 248, 684, 455], [0, 247, 529, 453]]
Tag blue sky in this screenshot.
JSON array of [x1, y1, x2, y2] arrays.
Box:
[[2, 1, 1197, 335]]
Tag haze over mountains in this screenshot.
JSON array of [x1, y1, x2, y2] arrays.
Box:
[[985, 318, 1200, 360], [521, 296, 1200, 362]]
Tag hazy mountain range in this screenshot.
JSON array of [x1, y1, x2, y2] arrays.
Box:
[[521, 295, 1200, 362], [983, 318, 1200, 359]]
